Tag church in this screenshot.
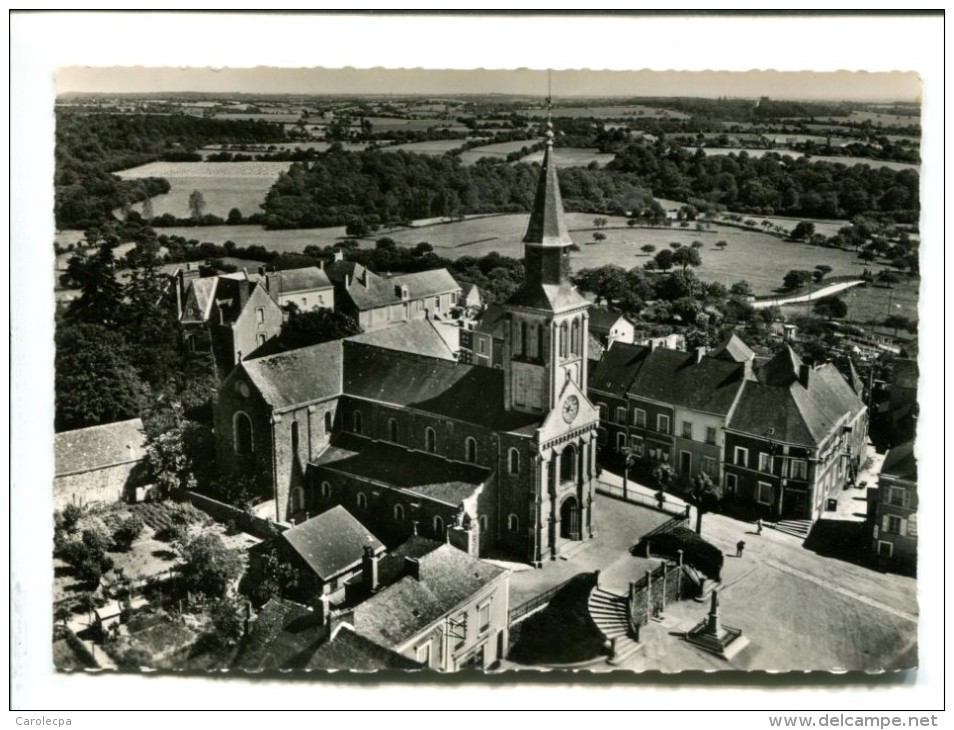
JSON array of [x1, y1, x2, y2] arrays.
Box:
[[214, 123, 600, 566]]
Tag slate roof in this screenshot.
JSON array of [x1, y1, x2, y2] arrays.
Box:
[[588, 308, 627, 334], [881, 441, 917, 482], [240, 340, 343, 410], [348, 320, 455, 361], [708, 333, 755, 363], [325, 261, 403, 311], [54, 418, 146, 476], [523, 142, 573, 247], [180, 277, 218, 323], [726, 349, 865, 445], [281, 506, 384, 581], [212, 277, 257, 324], [353, 544, 507, 648], [343, 344, 539, 433], [589, 342, 648, 398], [267, 266, 332, 294], [505, 281, 589, 313], [304, 624, 421, 671], [312, 434, 492, 507], [387, 268, 460, 298], [232, 598, 327, 672], [587, 331, 606, 363], [474, 303, 506, 336]]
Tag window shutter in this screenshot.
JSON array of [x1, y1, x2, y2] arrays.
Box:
[[882, 515, 891, 531], [907, 514, 917, 536], [899, 518, 908, 536]]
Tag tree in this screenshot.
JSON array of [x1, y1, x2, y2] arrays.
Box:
[[783, 269, 813, 290], [278, 308, 362, 350], [593, 217, 608, 230], [715, 240, 728, 251], [690, 472, 721, 535], [653, 249, 674, 271], [640, 244, 656, 255], [111, 516, 145, 552], [227, 207, 243, 224], [66, 242, 124, 327], [814, 264, 833, 282], [188, 190, 206, 221], [691, 240, 705, 250], [670, 241, 683, 250], [671, 246, 702, 274], [813, 297, 848, 320], [178, 533, 244, 599], [572, 265, 630, 306], [884, 314, 914, 336], [55, 324, 146, 432], [730, 280, 753, 298], [592, 232, 606, 244], [791, 221, 816, 241], [207, 598, 246, 648]]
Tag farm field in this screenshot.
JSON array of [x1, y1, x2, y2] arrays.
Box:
[[518, 147, 616, 168], [154, 223, 349, 251], [521, 105, 690, 120], [197, 141, 374, 158], [820, 276, 920, 325], [387, 139, 471, 155], [457, 139, 537, 165], [364, 117, 470, 133], [116, 161, 293, 218], [211, 112, 302, 123]]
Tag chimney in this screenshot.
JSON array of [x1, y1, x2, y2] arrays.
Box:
[[695, 347, 707, 363], [258, 265, 266, 278], [242, 267, 249, 281], [362, 543, 380, 593], [404, 556, 421, 581], [313, 594, 330, 626], [266, 272, 281, 297], [334, 250, 344, 262], [799, 363, 811, 388]]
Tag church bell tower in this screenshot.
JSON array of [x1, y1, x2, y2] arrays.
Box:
[[502, 115, 591, 415]]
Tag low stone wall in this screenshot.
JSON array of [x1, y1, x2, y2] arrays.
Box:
[[627, 560, 699, 629], [185, 491, 289, 540]]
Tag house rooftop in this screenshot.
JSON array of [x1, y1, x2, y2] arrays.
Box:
[[281, 506, 384, 581], [881, 441, 917, 482], [266, 266, 332, 294], [304, 623, 421, 672], [348, 319, 456, 361], [588, 308, 628, 333], [353, 544, 506, 648], [240, 340, 344, 410], [312, 434, 492, 507], [54, 418, 146, 477]]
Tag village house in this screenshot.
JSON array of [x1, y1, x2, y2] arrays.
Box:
[[588, 308, 636, 347], [214, 126, 600, 565], [722, 345, 868, 524], [278, 505, 386, 602], [260, 265, 334, 312], [458, 303, 505, 368], [54, 418, 147, 510], [323, 254, 462, 331], [867, 441, 917, 572], [589, 334, 867, 524]]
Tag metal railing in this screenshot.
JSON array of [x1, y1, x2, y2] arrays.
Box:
[[508, 575, 578, 627]]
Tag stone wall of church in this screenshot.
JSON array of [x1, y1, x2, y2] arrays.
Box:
[[215, 377, 274, 502]]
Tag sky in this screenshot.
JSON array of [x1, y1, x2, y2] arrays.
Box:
[[56, 66, 921, 102]]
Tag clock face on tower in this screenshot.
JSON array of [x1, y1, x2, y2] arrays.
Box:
[[562, 395, 579, 423]]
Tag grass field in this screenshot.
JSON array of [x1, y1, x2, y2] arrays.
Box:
[[387, 139, 471, 155], [518, 147, 616, 168], [457, 139, 537, 165], [799, 276, 920, 326], [521, 105, 690, 120], [116, 160, 292, 218]]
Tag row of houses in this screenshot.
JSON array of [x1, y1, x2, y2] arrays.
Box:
[[175, 252, 463, 377], [588, 334, 869, 524]]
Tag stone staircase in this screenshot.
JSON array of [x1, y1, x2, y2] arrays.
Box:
[[772, 519, 812, 540], [587, 586, 641, 664]]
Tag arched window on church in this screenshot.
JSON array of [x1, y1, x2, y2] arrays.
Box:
[[536, 324, 545, 359], [291, 421, 300, 458], [357, 492, 368, 510], [465, 437, 477, 463], [425, 427, 437, 454], [234, 412, 253, 454], [353, 410, 363, 434], [324, 411, 333, 433], [321, 481, 331, 499], [571, 318, 581, 356], [561, 444, 577, 484], [433, 515, 444, 538], [479, 515, 488, 532], [388, 418, 399, 443], [508, 513, 519, 532], [394, 503, 405, 523], [291, 487, 304, 514], [560, 321, 569, 358], [508, 448, 520, 475]]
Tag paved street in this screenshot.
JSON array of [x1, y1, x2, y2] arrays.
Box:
[[505, 471, 917, 673]]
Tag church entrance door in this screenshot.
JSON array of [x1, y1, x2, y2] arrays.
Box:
[[560, 496, 580, 540]]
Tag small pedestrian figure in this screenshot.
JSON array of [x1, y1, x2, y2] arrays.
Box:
[[756, 518, 763, 535], [736, 540, 746, 558], [655, 490, 666, 510]]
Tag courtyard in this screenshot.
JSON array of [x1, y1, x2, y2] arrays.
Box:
[[504, 480, 918, 673]]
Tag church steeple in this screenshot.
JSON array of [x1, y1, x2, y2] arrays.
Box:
[[522, 123, 573, 248]]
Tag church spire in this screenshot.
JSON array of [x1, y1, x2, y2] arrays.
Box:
[[522, 91, 572, 248]]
